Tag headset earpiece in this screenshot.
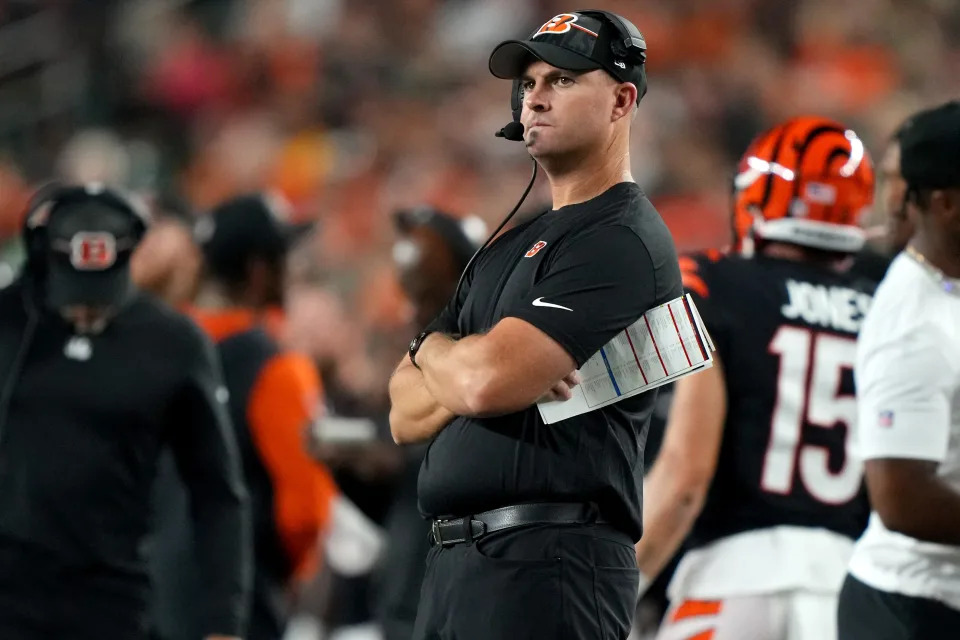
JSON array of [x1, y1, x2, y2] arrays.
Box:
[[576, 9, 648, 102]]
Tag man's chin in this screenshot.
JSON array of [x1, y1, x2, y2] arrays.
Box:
[[524, 133, 552, 155]]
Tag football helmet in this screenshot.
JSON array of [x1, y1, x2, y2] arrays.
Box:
[[732, 116, 875, 254]]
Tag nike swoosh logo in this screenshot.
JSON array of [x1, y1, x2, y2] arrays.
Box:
[[532, 297, 573, 311]]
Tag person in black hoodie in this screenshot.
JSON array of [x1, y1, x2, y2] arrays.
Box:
[[0, 183, 251, 640]]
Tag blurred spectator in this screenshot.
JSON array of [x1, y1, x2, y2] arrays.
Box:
[[130, 192, 203, 306], [0, 155, 29, 288], [150, 193, 338, 640]]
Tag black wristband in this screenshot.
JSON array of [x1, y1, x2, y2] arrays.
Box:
[[408, 330, 433, 369]]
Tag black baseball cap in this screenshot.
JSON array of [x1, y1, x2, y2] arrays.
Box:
[[195, 193, 311, 282], [899, 101, 960, 189], [44, 200, 140, 309], [489, 10, 647, 100]]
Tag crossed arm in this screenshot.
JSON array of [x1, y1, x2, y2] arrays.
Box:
[[389, 317, 579, 444]]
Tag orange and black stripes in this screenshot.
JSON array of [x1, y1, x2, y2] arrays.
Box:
[[679, 251, 722, 299], [732, 115, 875, 249]]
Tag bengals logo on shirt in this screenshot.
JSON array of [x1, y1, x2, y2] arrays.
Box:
[[525, 240, 547, 258]]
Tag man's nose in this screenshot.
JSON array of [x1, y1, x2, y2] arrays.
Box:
[[524, 85, 549, 112]]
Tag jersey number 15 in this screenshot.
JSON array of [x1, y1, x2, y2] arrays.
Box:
[[761, 326, 862, 505]]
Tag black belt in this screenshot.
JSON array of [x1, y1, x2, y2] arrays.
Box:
[[429, 502, 604, 547]]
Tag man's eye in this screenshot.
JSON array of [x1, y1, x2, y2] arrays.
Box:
[[556, 77, 573, 86]]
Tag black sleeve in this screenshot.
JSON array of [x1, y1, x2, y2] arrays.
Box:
[[166, 330, 252, 637], [504, 225, 663, 367]]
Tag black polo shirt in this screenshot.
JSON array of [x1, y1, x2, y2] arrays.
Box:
[[417, 183, 682, 541]]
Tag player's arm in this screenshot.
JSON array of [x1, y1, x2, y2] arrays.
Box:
[[857, 328, 960, 544], [416, 226, 659, 417], [634, 354, 726, 582], [248, 353, 340, 580], [167, 331, 251, 640]]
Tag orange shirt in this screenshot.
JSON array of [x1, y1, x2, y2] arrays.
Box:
[[190, 307, 338, 581]]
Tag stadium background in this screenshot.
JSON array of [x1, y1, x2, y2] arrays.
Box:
[[0, 0, 958, 639]]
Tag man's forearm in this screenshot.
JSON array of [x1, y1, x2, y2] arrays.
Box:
[[869, 459, 960, 546], [389, 357, 456, 444], [906, 477, 960, 545], [416, 333, 491, 415], [635, 457, 708, 579]]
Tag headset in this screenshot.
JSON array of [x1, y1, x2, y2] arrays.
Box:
[[581, 9, 648, 85]]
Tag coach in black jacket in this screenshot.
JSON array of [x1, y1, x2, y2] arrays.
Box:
[[0, 184, 251, 640]]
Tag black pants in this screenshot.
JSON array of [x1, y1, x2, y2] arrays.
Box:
[[838, 574, 960, 640], [412, 522, 639, 640]]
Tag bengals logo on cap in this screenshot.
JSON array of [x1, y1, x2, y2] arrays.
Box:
[[70, 232, 117, 270], [533, 13, 598, 38]]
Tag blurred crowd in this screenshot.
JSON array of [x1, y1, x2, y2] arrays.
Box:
[[0, 0, 959, 637]]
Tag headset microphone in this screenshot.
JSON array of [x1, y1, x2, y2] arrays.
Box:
[[494, 78, 525, 143], [495, 121, 525, 142]]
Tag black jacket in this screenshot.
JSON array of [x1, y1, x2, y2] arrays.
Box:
[[0, 278, 251, 637]]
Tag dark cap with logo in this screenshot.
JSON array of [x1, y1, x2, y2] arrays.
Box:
[[44, 198, 142, 309], [899, 101, 960, 190], [195, 193, 311, 282], [489, 10, 647, 101]]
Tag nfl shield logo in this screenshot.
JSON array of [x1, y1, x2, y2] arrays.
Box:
[[878, 410, 894, 428]]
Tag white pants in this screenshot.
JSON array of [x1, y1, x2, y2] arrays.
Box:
[[654, 591, 838, 640]]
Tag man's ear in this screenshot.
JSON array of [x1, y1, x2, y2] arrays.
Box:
[[611, 82, 638, 122]]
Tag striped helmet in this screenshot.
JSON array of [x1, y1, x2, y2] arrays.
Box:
[[732, 116, 875, 254]]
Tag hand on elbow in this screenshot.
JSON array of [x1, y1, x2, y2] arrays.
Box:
[[534, 371, 580, 404], [462, 371, 580, 416]]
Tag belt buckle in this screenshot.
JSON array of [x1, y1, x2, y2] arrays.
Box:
[[431, 519, 443, 546]]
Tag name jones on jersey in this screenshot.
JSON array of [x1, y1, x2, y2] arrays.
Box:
[[780, 279, 871, 333]]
